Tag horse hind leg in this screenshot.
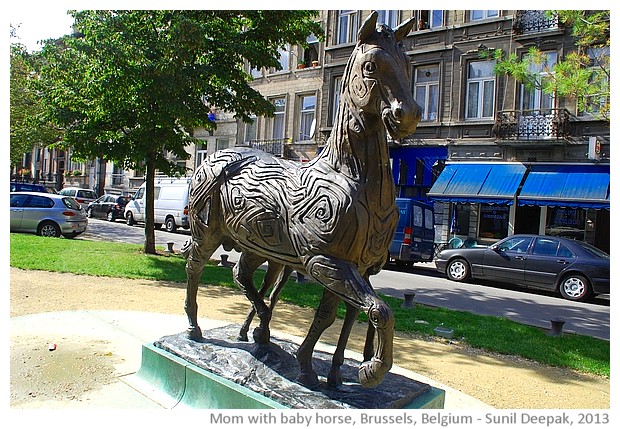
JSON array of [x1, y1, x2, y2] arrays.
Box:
[[238, 262, 293, 342], [238, 259, 281, 341], [296, 289, 340, 388], [233, 252, 273, 344]]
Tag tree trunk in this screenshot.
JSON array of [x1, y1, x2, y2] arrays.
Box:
[[143, 152, 157, 254], [97, 157, 106, 196]]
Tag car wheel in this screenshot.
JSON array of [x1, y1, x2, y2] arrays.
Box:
[[446, 258, 470, 282], [559, 274, 591, 302], [107, 211, 115, 222], [38, 221, 61, 238], [126, 211, 135, 226], [165, 217, 177, 232]]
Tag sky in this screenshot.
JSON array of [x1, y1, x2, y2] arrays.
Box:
[[9, 8, 75, 52]]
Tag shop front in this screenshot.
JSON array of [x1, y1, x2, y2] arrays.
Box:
[[428, 162, 610, 253], [427, 162, 527, 246], [515, 163, 610, 253]]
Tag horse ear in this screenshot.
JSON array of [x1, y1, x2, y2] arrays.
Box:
[[394, 17, 415, 41], [358, 11, 378, 42]]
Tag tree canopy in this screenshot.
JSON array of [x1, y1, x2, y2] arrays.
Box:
[[36, 10, 323, 253], [492, 10, 610, 121], [10, 44, 62, 168]]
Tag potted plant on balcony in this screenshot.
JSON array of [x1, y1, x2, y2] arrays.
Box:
[[297, 61, 306, 69]]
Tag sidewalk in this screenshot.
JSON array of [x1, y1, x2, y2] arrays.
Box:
[[10, 309, 491, 410]]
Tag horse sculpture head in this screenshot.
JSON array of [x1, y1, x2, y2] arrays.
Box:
[[342, 11, 421, 140]]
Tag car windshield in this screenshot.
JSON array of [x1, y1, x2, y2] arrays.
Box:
[[62, 197, 82, 210], [77, 190, 97, 199], [574, 240, 609, 259]]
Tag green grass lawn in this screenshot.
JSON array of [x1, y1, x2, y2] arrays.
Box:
[[10, 233, 610, 377]]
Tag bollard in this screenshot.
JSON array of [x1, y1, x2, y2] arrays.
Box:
[[166, 241, 175, 254], [296, 271, 305, 283], [550, 319, 566, 336], [218, 254, 233, 267], [402, 291, 416, 309]]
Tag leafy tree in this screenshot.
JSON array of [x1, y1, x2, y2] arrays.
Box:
[[9, 42, 62, 170], [492, 10, 610, 121], [36, 10, 323, 253]]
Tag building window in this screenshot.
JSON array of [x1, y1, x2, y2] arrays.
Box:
[[243, 116, 257, 143], [276, 46, 290, 72], [479, 204, 509, 239], [302, 33, 320, 67], [337, 10, 358, 45], [580, 46, 610, 117], [466, 60, 496, 119], [416, 10, 443, 30], [470, 10, 499, 21], [414, 64, 440, 121], [249, 64, 262, 79], [298, 94, 316, 141], [272, 97, 286, 139], [215, 139, 229, 152], [519, 51, 557, 111], [377, 10, 398, 28], [330, 76, 342, 126]]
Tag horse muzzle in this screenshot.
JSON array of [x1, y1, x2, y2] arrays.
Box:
[[382, 99, 421, 140]]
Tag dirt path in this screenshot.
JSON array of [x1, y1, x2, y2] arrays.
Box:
[[10, 268, 609, 409]]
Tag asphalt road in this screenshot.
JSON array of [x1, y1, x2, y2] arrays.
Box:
[[80, 218, 610, 340]]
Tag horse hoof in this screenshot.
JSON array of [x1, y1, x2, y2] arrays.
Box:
[[237, 333, 249, 342], [252, 327, 270, 344], [298, 372, 320, 389], [358, 359, 389, 388], [185, 327, 203, 341], [327, 369, 342, 387]]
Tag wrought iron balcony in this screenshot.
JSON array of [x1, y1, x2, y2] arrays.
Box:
[[493, 109, 571, 141], [247, 138, 287, 157], [513, 11, 559, 35]]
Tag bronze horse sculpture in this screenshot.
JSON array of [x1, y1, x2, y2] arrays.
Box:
[[184, 11, 420, 388]]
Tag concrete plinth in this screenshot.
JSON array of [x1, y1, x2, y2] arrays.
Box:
[[128, 324, 445, 409]]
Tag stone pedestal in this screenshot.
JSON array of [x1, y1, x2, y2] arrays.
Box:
[[131, 324, 444, 409]]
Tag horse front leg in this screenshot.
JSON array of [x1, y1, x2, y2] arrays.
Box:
[[183, 236, 220, 341], [307, 255, 394, 388]]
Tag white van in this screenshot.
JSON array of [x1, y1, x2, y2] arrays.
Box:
[[124, 177, 190, 232]]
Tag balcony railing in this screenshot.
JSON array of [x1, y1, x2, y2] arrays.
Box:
[[493, 109, 571, 141], [513, 11, 559, 35], [248, 138, 287, 157]]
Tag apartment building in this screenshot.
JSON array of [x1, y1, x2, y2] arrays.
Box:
[[238, 10, 609, 252]]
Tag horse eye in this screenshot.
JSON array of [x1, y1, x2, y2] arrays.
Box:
[[364, 62, 376, 73]]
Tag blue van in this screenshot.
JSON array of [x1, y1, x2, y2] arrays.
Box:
[[388, 198, 435, 266]]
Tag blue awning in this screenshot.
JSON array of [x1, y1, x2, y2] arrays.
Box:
[[427, 163, 527, 205], [518, 164, 610, 209]]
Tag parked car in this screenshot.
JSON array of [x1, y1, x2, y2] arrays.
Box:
[[58, 187, 98, 206], [10, 182, 47, 193], [124, 177, 190, 232], [10, 192, 88, 238], [435, 234, 609, 302], [86, 194, 131, 222]]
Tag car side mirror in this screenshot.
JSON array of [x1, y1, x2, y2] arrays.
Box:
[[491, 244, 500, 252]]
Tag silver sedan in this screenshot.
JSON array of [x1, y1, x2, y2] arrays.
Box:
[[10, 192, 88, 238]]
